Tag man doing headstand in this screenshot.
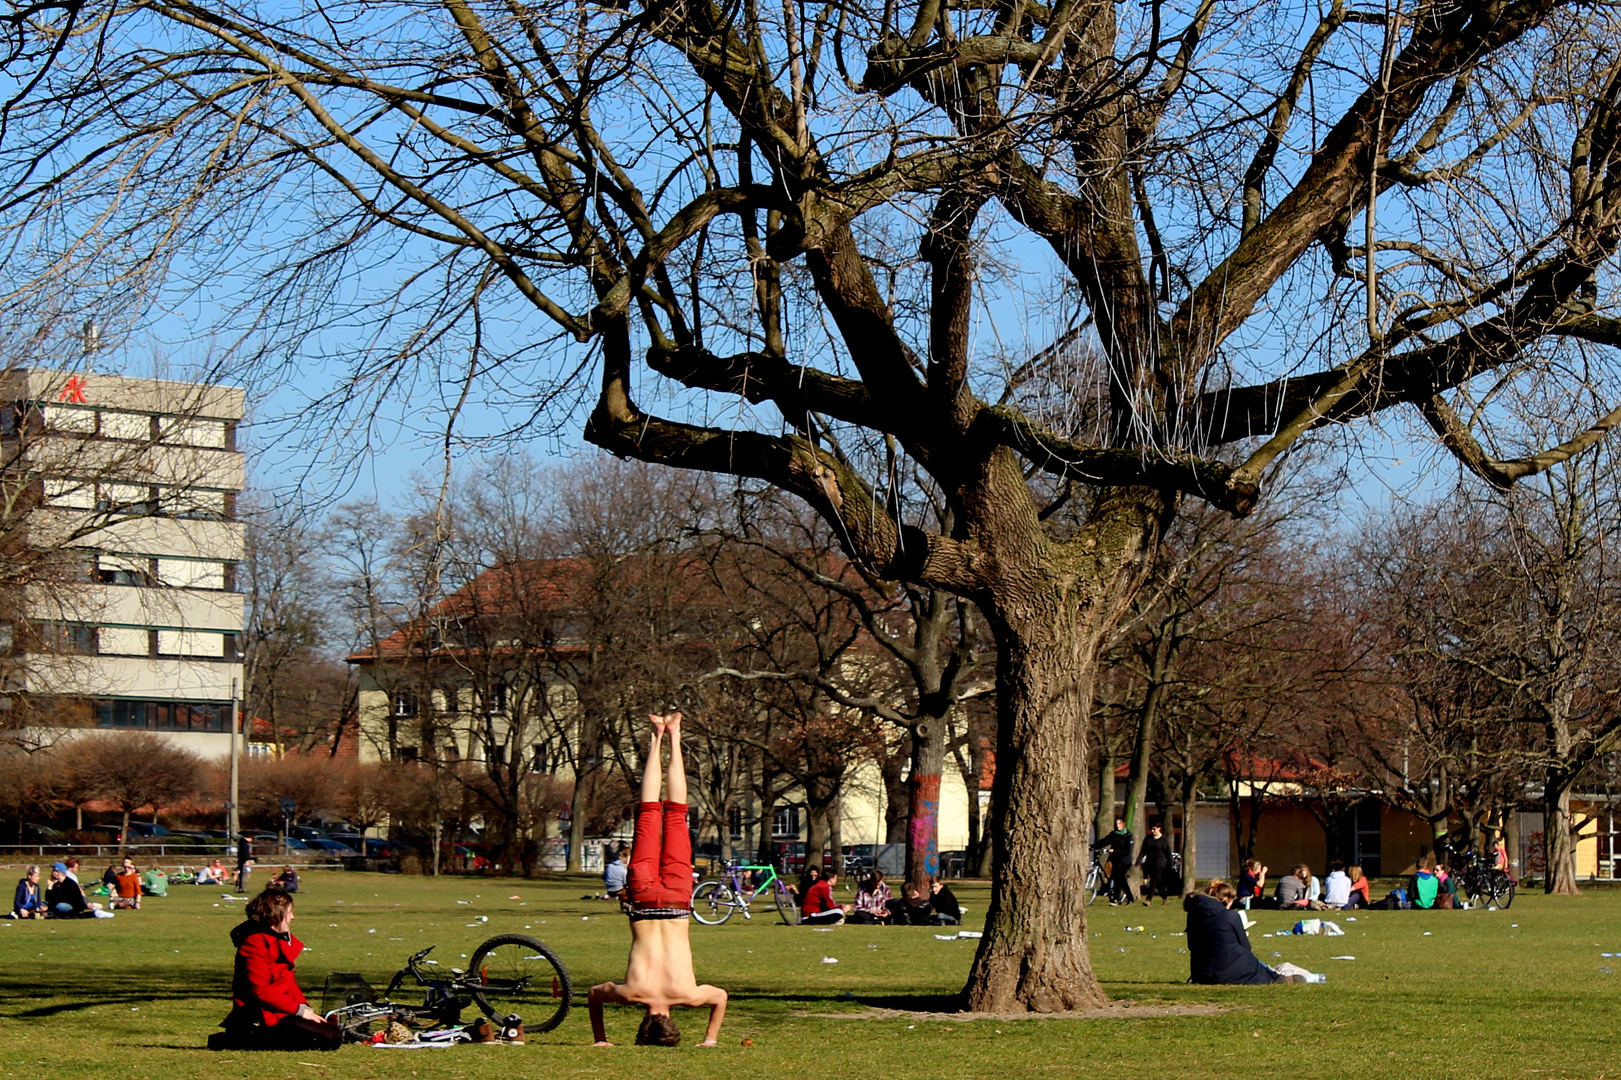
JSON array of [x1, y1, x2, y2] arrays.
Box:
[[588, 712, 728, 1048]]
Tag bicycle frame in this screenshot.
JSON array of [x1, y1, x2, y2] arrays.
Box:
[[722, 862, 787, 908]]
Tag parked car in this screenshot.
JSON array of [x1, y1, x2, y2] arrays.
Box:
[[331, 834, 408, 857], [19, 822, 61, 842], [290, 825, 330, 842], [168, 830, 218, 843], [303, 838, 361, 857], [82, 824, 124, 843], [125, 822, 170, 839]]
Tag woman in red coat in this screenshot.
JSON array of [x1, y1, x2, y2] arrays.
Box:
[[212, 888, 341, 1051]]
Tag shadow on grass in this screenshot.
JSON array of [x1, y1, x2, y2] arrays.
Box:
[[847, 992, 966, 1013]]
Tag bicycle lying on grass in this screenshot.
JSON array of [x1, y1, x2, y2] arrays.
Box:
[[691, 861, 800, 925], [322, 934, 572, 1041]]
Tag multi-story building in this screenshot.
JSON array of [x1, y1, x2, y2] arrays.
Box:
[[4, 368, 246, 758]]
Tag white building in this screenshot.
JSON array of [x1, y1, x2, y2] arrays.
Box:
[[5, 368, 246, 758]]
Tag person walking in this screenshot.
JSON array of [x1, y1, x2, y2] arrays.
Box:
[[236, 835, 255, 893], [1092, 817, 1135, 905], [1139, 822, 1174, 905]]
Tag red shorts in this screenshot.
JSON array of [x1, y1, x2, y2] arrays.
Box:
[[626, 801, 692, 910]]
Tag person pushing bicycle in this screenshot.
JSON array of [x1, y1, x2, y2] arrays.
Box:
[[587, 712, 728, 1048]]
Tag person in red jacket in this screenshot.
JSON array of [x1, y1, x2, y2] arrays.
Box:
[[801, 868, 847, 925], [211, 888, 341, 1051]]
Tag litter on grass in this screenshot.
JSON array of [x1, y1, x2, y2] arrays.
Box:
[[935, 934, 957, 940], [958, 931, 983, 938], [1330, 956, 1356, 961], [821, 957, 839, 964]]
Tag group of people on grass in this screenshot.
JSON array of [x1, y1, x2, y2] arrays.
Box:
[[798, 864, 962, 927], [8, 859, 117, 918], [10, 856, 304, 921], [1236, 859, 1372, 911]]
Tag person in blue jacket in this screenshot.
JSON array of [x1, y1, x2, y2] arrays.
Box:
[[1185, 880, 1288, 984]]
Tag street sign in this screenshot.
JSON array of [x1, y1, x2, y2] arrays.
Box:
[[280, 797, 297, 818]]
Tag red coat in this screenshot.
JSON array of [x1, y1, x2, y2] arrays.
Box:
[[802, 879, 837, 916], [229, 921, 308, 1027]]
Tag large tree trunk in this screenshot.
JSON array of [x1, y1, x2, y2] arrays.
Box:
[[964, 486, 1163, 1009], [805, 798, 830, 875], [882, 740, 910, 843], [1544, 773, 1581, 895], [905, 718, 947, 892]]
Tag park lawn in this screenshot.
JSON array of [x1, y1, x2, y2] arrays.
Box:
[[0, 871, 1615, 1080]]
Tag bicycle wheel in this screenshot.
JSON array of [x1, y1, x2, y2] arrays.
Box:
[[466, 934, 572, 1034], [690, 880, 737, 925], [1459, 872, 1485, 907], [1085, 864, 1102, 905], [1489, 874, 1517, 910], [774, 883, 800, 926]]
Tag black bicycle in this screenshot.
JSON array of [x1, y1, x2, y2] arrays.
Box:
[[1442, 841, 1517, 910], [322, 935, 572, 1041]]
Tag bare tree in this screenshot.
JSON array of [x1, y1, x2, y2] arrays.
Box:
[[8, 0, 1621, 1008], [60, 732, 201, 842]]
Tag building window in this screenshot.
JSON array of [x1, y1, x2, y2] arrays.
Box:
[[98, 626, 151, 656], [97, 554, 154, 586], [436, 687, 459, 716], [95, 699, 227, 732], [41, 622, 96, 655], [100, 411, 152, 441], [485, 682, 508, 715], [157, 558, 224, 589], [157, 629, 225, 657], [729, 806, 744, 841], [392, 692, 418, 718], [97, 699, 149, 728], [772, 806, 800, 839], [531, 744, 549, 774], [398, 745, 419, 762]]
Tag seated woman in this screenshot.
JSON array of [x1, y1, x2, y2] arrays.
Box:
[[848, 870, 891, 924], [197, 859, 228, 886], [1185, 880, 1293, 985], [587, 713, 728, 1048], [212, 887, 341, 1051], [1346, 865, 1371, 909], [272, 866, 300, 893], [1237, 859, 1267, 909], [111, 857, 142, 910], [11, 865, 47, 919]]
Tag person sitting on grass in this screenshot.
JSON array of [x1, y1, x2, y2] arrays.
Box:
[[886, 882, 934, 925], [848, 870, 891, 924], [603, 844, 628, 902], [929, 876, 962, 925], [1274, 864, 1311, 910], [1346, 865, 1371, 908], [587, 712, 728, 1049], [272, 866, 300, 893], [141, 865, 169, 897], [800, 867, 847, 925], [10, 865, 47, 919], [1185, 880, 1304, 985], [111, 857, 142, 910], [1237, 858, 1267, 909], [197, 859, 228, 886], [213, 887, 341, 1051], [45, 863, 112, 918]]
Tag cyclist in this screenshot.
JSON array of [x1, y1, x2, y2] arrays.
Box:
[[588, 712, 728, 1048]]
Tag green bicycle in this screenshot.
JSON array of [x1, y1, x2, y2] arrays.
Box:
[[691, 861, 800, 925]]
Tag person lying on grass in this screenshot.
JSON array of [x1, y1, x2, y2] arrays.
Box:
[[588, 712, 727, 1048]]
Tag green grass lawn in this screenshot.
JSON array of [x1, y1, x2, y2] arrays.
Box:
[[0, 871, 1615, 1079]]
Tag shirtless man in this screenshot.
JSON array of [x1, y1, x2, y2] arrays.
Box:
[[588, 712, 727, 1047]]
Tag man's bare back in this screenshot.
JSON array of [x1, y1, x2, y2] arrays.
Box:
[[588, 713, 728, 1047]]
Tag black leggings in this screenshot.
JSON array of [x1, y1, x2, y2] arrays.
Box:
[[214, 1017, 343, 1052]]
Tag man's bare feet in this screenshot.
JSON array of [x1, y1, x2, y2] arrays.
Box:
[[649, 713, 668, 737], [664, 711, 682, 735]]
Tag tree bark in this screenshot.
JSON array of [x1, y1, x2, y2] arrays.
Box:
[[1544, 772, 1581, 895], [1178, 773, 1199, 896], [905, 718, 947, 891]]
